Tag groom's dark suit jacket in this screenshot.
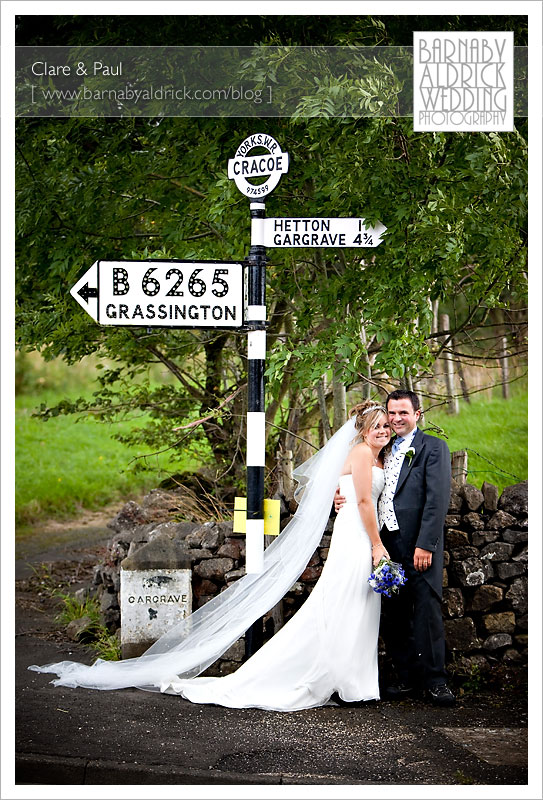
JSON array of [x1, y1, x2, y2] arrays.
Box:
[[389, 428, 451, 598]]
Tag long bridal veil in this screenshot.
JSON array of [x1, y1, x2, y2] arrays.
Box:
[[29, 417, 357, 691]]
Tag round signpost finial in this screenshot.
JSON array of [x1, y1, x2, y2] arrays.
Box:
[[227, 133, 289, 199]]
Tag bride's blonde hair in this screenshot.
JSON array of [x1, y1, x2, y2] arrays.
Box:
[[349, 400, 387, 443]]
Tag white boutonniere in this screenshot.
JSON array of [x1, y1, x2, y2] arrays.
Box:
[[405, 447, 416, 464]]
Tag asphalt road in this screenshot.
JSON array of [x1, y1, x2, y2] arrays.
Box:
[[15, 599, 530, 787]]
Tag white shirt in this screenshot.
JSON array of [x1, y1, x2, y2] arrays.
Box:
[[378, 426, 417, 531]]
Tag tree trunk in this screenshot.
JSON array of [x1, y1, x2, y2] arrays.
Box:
[[265, 367, 291, 444], [501, 336, 510, 399], [275, 445, 294, 501], [423, 298, 441, 399], [332, 360, 347, 432], [285, 404, 300, 450], [359, 322, 372, 399], [431, 299, 439, 334], [440, 313, 459, 415], [201, 333, 241, 469], [490, 309, 511, 400], [265, 299, 293, 443], [317, 375, 332, 443], [453, 337, 471, 403]]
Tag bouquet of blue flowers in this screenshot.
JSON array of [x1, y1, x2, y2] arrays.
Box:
[[368, 558, 407, 597]]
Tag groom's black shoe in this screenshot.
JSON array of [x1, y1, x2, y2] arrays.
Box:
[[382, 682, 416, 700], [330, 691, 356, 707], [330, 691, 375, 708], [426, 683, 456, 707], [330, 691, 348, 706]]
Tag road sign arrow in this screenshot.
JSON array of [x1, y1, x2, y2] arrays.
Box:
[[70, 261, 99, 321], [77, 282, 98, 303]]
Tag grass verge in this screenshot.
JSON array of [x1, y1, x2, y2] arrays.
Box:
[[423, 392, 527, 494], [16, 390, 195, 527]]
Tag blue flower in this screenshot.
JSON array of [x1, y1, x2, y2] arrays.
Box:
[[368, 558, 407, 597]]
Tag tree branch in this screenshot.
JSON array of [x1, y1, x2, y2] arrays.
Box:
[[147, 173, 206, 198], [135, 336, 203, 401], [172, 384, 246, 431]]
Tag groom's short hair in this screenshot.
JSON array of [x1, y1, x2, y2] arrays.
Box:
[[386, 389, 421, 412]]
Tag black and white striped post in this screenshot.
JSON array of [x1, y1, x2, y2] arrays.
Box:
[[245, 200, 267, 578], [227, 134, 289, 658], [244, 201, 267, 657]]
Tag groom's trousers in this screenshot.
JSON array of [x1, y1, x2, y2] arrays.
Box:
[[380, 528, 447, 688]]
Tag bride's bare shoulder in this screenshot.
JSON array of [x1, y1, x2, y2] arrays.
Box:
[[349, 442, 373, 463]]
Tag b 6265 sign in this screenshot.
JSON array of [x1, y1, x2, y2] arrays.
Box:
[[70, 260, 245, 328]]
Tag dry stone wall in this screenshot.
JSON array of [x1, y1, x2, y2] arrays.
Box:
[[441, 479, 527, 676], [93, 480, 528, 677]]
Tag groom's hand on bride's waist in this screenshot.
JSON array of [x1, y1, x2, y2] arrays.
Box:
[[334, 488, 346, 513]]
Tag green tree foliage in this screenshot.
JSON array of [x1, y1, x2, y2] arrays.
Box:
[[15, 15, 528, 480]]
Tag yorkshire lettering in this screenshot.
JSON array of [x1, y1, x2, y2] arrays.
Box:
[[234, 133, 279, 157]]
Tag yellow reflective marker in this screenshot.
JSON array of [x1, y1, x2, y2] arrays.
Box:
[[233, 497, 281, 536], [233, 497, 247, 534]]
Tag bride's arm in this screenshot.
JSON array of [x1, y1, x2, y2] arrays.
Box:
[[350, 445, 390, 566]]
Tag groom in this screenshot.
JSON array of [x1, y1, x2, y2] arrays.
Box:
[[336, 389, 455, 706]]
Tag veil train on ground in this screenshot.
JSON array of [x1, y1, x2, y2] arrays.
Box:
[[29, 418, 359, 692]]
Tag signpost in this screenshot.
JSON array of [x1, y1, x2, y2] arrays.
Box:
[[70, 259, 244, 328], [70, 131, 386, 659], [263, 218, 387, 248]]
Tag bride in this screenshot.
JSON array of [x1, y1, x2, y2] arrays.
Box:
[[30, 401, 391, 712]]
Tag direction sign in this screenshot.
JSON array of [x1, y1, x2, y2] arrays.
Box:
[[70, 260, 245, 328], [263, 218, 387, 248], [228, 133, 289, 198]]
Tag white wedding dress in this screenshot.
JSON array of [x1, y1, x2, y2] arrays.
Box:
[[160, 469, 384, 711]]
